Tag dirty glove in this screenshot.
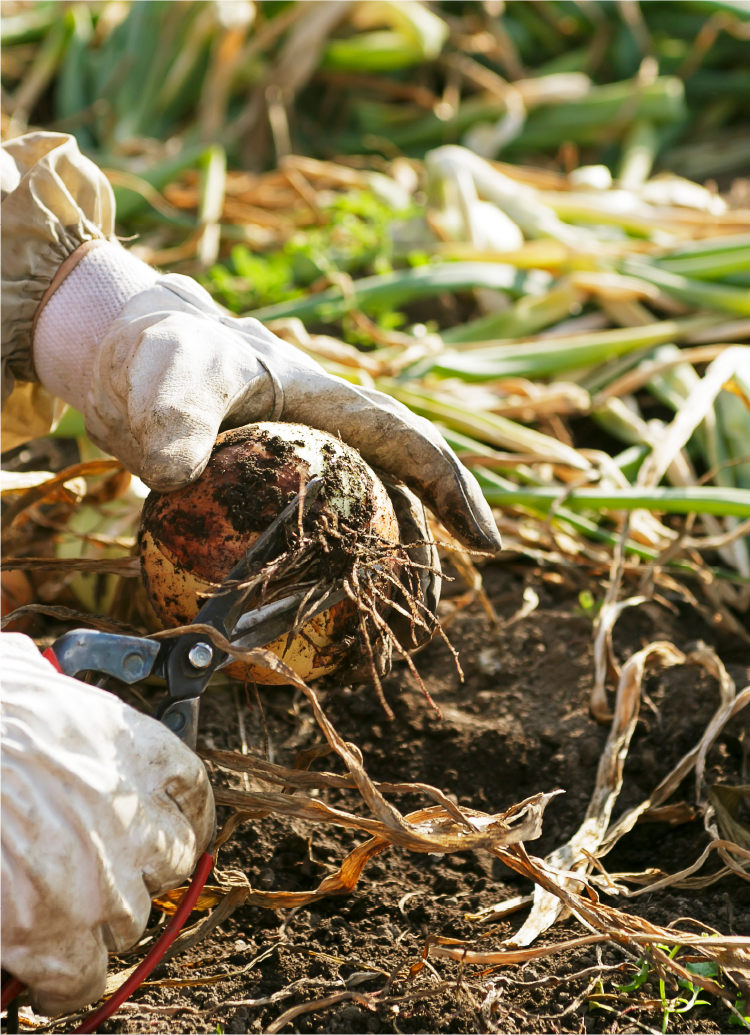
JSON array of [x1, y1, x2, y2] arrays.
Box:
[[1, 632, 215, 1016], [32, 241, 501, 553]]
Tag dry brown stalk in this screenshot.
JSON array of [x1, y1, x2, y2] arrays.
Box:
[[0, 459, 123, 534], [0, 603, 142, 635]]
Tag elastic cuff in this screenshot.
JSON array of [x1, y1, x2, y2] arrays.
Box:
[[32, 242, 158, 413], [30, 239, 110, 343]]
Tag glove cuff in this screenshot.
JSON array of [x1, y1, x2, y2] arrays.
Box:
[[33, 241, 158, 413]]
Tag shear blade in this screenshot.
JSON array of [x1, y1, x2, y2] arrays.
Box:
[[192, 476, 324, 638]]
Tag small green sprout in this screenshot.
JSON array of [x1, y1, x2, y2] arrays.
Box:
[[613, 957, 650, 993], [577, 589, 600, 617], [591, 950, 748, 1034]]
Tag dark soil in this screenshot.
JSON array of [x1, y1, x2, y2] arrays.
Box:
[[49, 562, 750, 1034]]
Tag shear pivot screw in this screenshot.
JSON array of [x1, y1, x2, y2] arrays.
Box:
[[188, 642, 213, 669]]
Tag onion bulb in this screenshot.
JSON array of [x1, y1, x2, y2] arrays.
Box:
[[140, 422, 400, 684]]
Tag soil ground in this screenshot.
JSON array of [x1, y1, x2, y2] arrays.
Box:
[[37, 561, 750, 1034]]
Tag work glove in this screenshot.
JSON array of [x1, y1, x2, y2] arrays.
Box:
[[32, 241, 501, 554], [1, 632, 215, 1017]]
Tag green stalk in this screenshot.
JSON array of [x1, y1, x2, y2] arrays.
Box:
[[592, 397, 653, 448], [618, 119, 659, 190], [473, 469, 749, 583], [196, 144, 226, 268], [396, 402, 750, 578], [246, 263, 542, 323], [378, 380, 592, 470], [717, 389, 750, 492], [108, 143, 210, 221], [442, 281, 580, 346], [621, 261, 750, 316], [580, 345, 661, 394], [473, 466, 653, 552], [681, 2, 750, 20], [435, 426, 554, 486], [365, 77, 685, 154], [722, 272, 750, 288], [1, 4, 58, 46], [324, 32, 426, 72], [613, 444, 650, 482], [479, 479, 750, 518], [655, 236, 750, 280], [11, 12, 73, 120], [419, 315, 719, 381], [54, 3, 94, 149], [513, 78, 684, 150], [323, 2, 448, 71], [659, 233, 750, 261]]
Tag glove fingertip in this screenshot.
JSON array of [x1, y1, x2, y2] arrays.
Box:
[[458, 511, 503, 554], [138, 448, 210, 493]]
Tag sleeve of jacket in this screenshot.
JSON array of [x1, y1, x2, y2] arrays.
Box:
[[1, 132, 115, 448]]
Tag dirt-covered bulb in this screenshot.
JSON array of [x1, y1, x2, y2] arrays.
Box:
[[139, 422, 400, 684]]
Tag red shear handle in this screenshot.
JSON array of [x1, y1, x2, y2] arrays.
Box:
[[0, 854, 213, 1029], [73, 851, 213, 1034], [42, 646, 63, 673], [1, 973, 25, 1011]]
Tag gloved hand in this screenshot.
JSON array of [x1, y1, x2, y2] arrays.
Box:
[[32, 241, 501, 554], [1, 632, 215, 1016]]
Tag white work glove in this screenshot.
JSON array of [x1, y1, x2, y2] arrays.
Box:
[[32, 241, 501, 554], [0, 632, 215, 1017]]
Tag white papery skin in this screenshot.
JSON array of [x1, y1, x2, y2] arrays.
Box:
[[1, 633, 214, 1016]]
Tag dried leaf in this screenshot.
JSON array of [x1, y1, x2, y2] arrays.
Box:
[[151, 885, 227, 916], [0, 604, 143, 635], [0, 460, 122, 534], [1, 556, 140, 577], [508, 641, 684, 948], [709, 785, 750, 854]]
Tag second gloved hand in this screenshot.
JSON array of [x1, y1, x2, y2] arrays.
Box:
[[1, 632, 214, 1016], [32, 242, 500, 553]]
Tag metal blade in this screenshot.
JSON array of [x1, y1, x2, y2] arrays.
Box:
[[217, 582, 348, 667], [160, 477, 325, 721], [193, 476, 324, 639]]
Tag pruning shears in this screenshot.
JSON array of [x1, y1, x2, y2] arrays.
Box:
[[43, 477, 345, 749]]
